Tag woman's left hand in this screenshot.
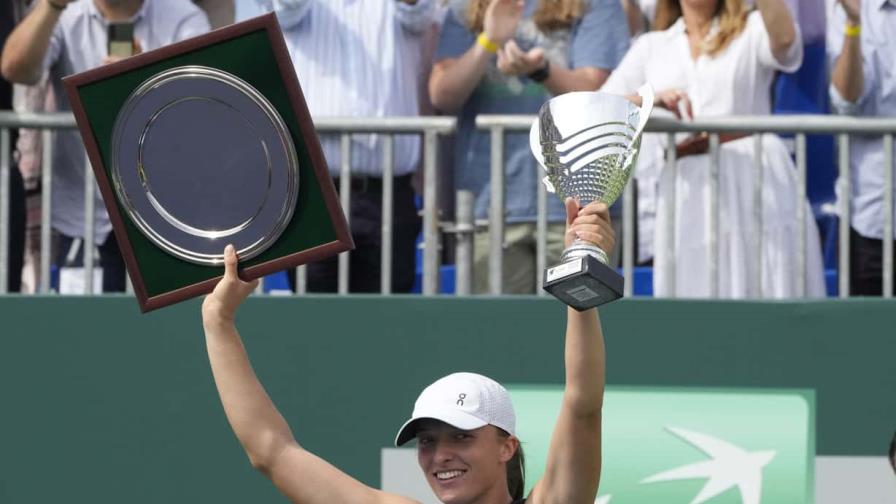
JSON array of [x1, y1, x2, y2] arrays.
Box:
[[496, 39, 546, 76], [564, 197, 615, 252], [202, 244, 259, 324]]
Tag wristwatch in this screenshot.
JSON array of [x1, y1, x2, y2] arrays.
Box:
[[528, 61, 550, 83]]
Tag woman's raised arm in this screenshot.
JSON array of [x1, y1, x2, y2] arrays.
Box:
[[527, 199, 611, 504], [202, 245, 418, 504]]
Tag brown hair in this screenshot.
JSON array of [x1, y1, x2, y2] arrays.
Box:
[[464, 0, 585, 33], [499, 429, 526, 500], [653, 0, 749, 57], [889, 430, 895, 473]]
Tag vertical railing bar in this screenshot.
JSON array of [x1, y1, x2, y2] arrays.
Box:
[[422, 130, 440, 295], [488, 127, 505, 295], [883, 134, 894, 298], [838, 134, 851, 298], [83, 150, 95, 295], [753, 134, 763, 297], [796, 133, 807, 297], [665, 132, 677, 297], [622, 177, 634, 297], [381, 134, 394, 294], [709, 133, 720, 298], [0, 128, 10, 294], [40, 129, 53, 293], [536, 159, 547, 295], [295, 265, 307, 294], [338, 134, 351, 295], [455, 190, 474, 296]]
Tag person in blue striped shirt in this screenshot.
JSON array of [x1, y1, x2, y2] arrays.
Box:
[[256, 0, 437, 293]]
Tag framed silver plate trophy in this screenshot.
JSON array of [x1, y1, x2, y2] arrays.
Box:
[[64, 14, 352, 312]]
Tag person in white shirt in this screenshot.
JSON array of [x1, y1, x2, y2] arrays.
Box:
[[602, 0, 827, 298], [829, 0, 896, 296]]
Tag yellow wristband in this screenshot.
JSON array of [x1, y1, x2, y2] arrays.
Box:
[[477, 33, 499, 53], [845, 23, 861, 38]]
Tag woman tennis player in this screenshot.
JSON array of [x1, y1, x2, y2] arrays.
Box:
[[202, 197, 613, 504]]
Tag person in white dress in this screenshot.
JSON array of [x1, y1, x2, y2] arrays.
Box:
[[602, 0, 827, 298]]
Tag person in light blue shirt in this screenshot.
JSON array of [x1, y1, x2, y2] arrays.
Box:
[[1, 0, 210, 292], [430, 0, 628, 294], [829, 0, 896, 295]]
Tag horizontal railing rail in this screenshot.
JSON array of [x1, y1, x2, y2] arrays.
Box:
[[0, 113, 456, 296], [2, 112, 894, 299]]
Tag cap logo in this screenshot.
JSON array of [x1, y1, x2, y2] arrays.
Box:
[[456, 393, 467, 406]]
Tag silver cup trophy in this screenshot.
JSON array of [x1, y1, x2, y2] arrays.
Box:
[[529, 85, 653, 310]]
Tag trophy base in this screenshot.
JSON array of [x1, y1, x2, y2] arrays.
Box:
[[543, 255, 623, 311]]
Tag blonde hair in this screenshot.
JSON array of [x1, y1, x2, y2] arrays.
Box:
[[653, 0, 749, 57], [464, 0, 585, 33]]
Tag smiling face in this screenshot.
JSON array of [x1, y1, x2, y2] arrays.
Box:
[[415, 420, 518, 504]]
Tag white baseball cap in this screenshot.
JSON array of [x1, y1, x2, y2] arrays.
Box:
[[394, 372, 517, 446]]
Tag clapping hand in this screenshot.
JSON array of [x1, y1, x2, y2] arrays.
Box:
[[483, 0, 524, 47], [497, 39, 546, 76]]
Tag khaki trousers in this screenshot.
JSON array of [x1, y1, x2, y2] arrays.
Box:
[[473, 222, 566, 294]]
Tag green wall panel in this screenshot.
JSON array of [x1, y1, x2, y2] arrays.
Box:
[[0, 296, 892, 503]]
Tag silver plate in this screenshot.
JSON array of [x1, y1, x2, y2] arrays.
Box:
[[111, 65, 299, 265]]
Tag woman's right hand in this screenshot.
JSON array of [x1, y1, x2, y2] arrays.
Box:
[[202, 245, 259, 324], [655, 88, 693, 120], [483, 0, 524, 47]]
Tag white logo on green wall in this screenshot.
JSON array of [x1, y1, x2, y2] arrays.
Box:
[[641, 426, 775, 504], [509, 386, 814, 504]]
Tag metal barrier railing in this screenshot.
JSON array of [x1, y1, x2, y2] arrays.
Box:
[[311, 117, 455, 295], [0, 111, 77, 295], [2, 112, 895, 298], [476, 114, 896, 299], [0, 112, 456, 296]]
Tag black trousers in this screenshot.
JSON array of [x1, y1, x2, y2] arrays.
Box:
[[56, 231, 127, 292], [5, 163, 24, 292], [849, 227, 896, 296], [288, 174, 421, 293]]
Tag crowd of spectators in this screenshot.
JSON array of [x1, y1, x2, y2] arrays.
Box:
[[0, 0, 893, 298]]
